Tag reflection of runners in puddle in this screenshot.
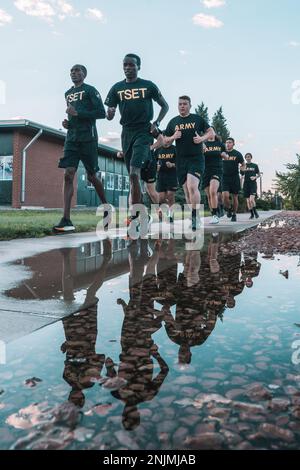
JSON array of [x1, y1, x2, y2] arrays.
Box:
[[60, 239, 112, 407], [161, 239, 227, 364], [106, 239, 169, 430], [241, 251, 261, 288], [61, 308, 106, 408], [219, 249, 245, 309]]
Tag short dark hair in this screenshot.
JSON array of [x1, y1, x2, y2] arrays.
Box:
[[245, 152, 253, 159], [179, 95, 191, 104], [73, 64, 87, 77], [226, 137, 235, 144], [125, 53, 141, 68]]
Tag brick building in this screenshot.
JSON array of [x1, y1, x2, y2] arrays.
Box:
[[0, 119, 129, 208]]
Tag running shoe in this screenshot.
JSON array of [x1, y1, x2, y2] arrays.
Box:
[[126, 216, 140, 239], [226, 208, 232, 218], [53, 217, 75, 233], [147, 214, 153, 231], [210, 215, 220, 225], [218, 206, 225, 218], [191, 216, 201, 231], [231, 214, 237, 222], [103, 210, 111, 231]]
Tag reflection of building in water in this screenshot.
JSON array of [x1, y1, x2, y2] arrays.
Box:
[[5, 239, 129, 301]]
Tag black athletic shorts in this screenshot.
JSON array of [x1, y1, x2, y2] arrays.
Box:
[[59, 140, 99, 174], [202, 167, 223, 190], [141, 156, 157, 184], [243, 182, 257, 198], [176, 155, 205, 186], [156, 171, 178, 193], [222, 174, 241, 194], [121, 125, 153, 173]]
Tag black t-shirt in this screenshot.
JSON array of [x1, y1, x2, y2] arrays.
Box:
[[65, 83, 105, 142], [164, 113, 210, 158], [155, 145, 176, 173], [241, 163, 260, 184], [204, 140, 226, 169], [105, 78, 161, 128], [223, 149, 244, 177]]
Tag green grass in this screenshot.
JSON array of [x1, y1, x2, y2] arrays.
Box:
[[0, 209, 212, 241], [0, 210, 108, 240]]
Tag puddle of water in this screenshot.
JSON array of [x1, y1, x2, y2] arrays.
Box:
[[0, 234, 300, 450]]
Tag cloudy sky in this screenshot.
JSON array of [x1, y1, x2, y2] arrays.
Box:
[[1, 0, 300, 190]]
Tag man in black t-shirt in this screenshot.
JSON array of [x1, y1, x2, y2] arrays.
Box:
[[202, 133, 228, 225], [105, 54, 169, 234], [54, 64, 108, 233], [163, 96, 214, 231], [155, 144, 177, 223], [241, 153, 260, 219], [222, 137, 245, 222]]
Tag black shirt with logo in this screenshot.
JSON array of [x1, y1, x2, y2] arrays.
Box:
[[155, 145, 176, 173], [164, 113, 210, 158], [65, 83, 105, 142], [204, 140, 226, 170], [223, 149, 244, 177], [241, 163, 260, 184], [105, 78, 161, 129]]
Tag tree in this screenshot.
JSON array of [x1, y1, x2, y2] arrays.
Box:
[[195, 102, 209, 123], [212, 107, 230, 142], [275, 154, 300, 209]]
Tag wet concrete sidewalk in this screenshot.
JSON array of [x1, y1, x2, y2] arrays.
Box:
[[0, 210, 280, 344], [0, 210, 280, 264]]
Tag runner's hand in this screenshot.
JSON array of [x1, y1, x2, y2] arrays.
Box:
[[150, 133, 164, 150], [193, 131, 203, 144], [106, 107, 116, 120], [173, 130, 182, 140], [62, 119, 69, 129], [66, 104, 78, 116]]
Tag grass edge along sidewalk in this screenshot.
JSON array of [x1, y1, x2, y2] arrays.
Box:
[[0, 209, 113, 240], [0, 209, 213, 240]]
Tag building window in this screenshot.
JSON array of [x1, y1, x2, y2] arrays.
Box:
[[100, 171, 105, 186], [106, 173, 114, 190], [125, 176, 130, 191], [0, 156, 13, 181], [118, 175, 123, 191]]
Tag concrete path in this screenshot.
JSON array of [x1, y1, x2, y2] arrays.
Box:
[[0, 210, 280, 264]]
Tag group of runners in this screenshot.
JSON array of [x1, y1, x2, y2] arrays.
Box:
[[53, 54, 261, 234]]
